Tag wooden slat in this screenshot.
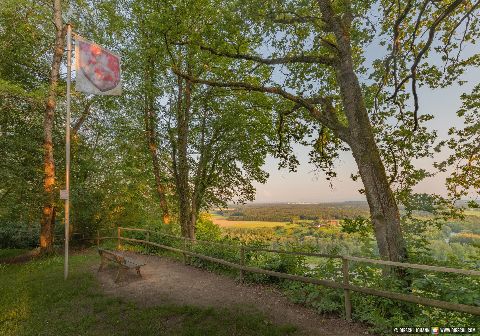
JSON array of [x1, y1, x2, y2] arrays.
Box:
[[120, 227, 335, 255], [246, 247, 341, 259], [124, 261, 145, 268], [120, 237, 344, 289], [151, 230, 238, 249], [349, 284, 480, 316], [119, 227, 147, 232], [98, 248, 144, 268], [344, 255, 480, 276]]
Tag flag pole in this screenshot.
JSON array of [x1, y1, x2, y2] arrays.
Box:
[[64, 23, 72, 280]]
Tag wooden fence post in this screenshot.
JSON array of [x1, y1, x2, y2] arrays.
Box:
[[183, 238, 187, 265], [96, 230, 100, 247], [239, 246, 245, 283], [342, 257, 352, 321], [146, 231, 150, 242], [117, 227, 121, 250]]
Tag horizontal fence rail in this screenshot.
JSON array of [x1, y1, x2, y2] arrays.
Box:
[[344, 255, 480, 277], [99, 227, 480, 318]]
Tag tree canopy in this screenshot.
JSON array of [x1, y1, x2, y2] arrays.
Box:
[[0, 0, 478, 262]]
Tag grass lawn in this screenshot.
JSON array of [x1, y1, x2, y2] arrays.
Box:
[[0, 249, 296, 336]]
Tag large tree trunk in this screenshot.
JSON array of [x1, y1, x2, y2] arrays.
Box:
[[148, 140, 171, 225], [144, 61, 170, 224], [175, 76, 195, 239], [337, 58, 407, 262], [318, 0, 407, 262], [40, 0, 64, 252], [349, 135, 407, 262], [335, 61, 407, 261]]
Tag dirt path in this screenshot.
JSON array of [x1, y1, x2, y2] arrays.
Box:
[[96, 252, 374, 336]]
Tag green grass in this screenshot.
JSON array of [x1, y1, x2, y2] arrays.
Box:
[[0, 248, 28, 260], [0, 249, 296, 336]]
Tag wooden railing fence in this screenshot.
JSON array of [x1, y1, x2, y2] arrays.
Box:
[[98, 227, 480, 320]]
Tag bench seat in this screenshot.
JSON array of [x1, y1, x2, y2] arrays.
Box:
[[97, 248, 146, 282]]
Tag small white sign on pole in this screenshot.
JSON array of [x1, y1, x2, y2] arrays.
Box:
[[60, 189, 69, 200]]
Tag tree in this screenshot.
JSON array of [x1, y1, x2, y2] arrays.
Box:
[[91, 0, 277, 239], [164, 61, 274, 238], [142, 41, 171, 225], [40, 0, 65, 252], [0, 0, 65, 250], [171, 0, 479, 262]]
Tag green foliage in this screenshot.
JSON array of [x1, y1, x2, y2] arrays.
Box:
[[183, 206, 480, 335], [341, 216, 372, 237], [1, 0, 480, 333], [110, 204, 480, 336], [195, 213, 222, 241], [0, 226, 39, 249], [467, 200, 480, 209], [0, 248, 28, 260], [436, 84, 480, 200], [282, 282, 343, 314], [246, 244, 307, 284], [188, 240, 240, 274]]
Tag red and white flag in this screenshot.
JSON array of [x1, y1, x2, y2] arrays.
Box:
[[75, 35, 122, 95]]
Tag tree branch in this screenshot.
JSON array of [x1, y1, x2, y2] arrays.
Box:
[[178, 43, 338, 66], [72, 99, 94, 137], [172, 67, 349, 141], [388, 0, 467, 131]]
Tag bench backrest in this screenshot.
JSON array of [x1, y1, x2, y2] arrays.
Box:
[[99, 249, 126, 264], [98, 248, 145, 267]]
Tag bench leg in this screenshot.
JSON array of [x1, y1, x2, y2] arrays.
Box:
[[98, 258, 105, 272], [115, 266, 125, 283], [114, 267, 123, 283]]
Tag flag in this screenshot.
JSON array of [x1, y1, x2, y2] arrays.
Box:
[[75, 35, 122, 95]]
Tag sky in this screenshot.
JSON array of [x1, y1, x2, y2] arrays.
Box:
[[252, 43, 480, 203]]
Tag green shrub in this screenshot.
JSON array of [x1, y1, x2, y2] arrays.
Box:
[[196, 213, 222, 241], [0, 225, 40, 248]]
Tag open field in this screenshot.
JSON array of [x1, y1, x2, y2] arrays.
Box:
[[211, 215, 293, 229], [464, 209, 480, 217]]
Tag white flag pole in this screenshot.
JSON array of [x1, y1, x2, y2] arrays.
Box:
[[64, 23, 72, 280]]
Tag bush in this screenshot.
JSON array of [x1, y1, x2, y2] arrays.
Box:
[[196, 213, 222, 241], [0, 224, 41, 248]]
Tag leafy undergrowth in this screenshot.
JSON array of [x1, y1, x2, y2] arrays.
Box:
[[0, 248, 29, 260], [0, 249, 296, 336]]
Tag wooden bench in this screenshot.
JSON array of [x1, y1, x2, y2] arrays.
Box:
[[97, 248, 146, 283]]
